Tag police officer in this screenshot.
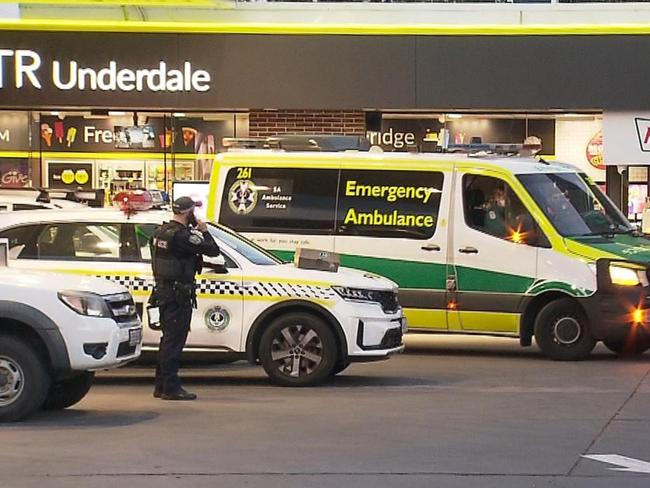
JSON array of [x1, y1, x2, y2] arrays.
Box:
[[150, 196, 220, 400]]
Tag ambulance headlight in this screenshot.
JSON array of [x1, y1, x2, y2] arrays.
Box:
[[609, 265, 648, 287], [58, 291, 111, 318], [332, 286, 378, 303]]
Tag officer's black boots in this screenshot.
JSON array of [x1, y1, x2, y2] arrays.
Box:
[[160, 388, 197, 401]]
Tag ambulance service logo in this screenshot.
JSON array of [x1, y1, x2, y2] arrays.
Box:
[[228, 179, 258, 215]]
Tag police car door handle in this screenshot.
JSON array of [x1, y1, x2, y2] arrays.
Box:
[[421, 244, 441, 252], [458, 246, 479, 254]]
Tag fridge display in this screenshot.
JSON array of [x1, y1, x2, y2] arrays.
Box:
[[146, 160, 195, 191], [98, 161, 145, 197]]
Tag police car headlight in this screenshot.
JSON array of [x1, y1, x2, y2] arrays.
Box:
[[332, 286, 379, 303], [609, 265, 648, 287], [58, 291, 111, 318]]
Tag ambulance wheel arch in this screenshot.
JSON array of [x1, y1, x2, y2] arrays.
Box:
[[245, 300, 348, 369], [520, 293, 596, 360]]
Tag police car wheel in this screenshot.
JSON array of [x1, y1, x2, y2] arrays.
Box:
[[259, 313, 337, 387], [331, 360, 351, 377], [0, 334, 51, 422], [534, 298, 596, 361], [603, 335, 650, 357], [42, 371, 95, 411]]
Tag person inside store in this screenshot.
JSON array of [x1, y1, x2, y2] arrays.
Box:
[[150, 196, 221, 401]]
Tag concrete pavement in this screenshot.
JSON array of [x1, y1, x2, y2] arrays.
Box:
[[2, 335, 650, 488]]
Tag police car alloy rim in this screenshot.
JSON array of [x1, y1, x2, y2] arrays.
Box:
[[552, 316, 582, 346], [0, 355, 24, 407], [271, 325, 324, 378]]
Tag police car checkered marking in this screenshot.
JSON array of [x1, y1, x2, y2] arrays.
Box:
[[100, 275, 154, 292], [98, 275, 336, 301]]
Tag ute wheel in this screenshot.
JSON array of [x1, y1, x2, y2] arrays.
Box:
[[603, 333, 650, 357], [43, 371, 95, 411], [534, 298, 596, 361], [0, 334, 50, 422], [259, 313, 337, 387]]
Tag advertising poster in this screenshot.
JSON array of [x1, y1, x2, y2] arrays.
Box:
[[0, 113, 29, 152], [0, 158, 30, 188], [369, 117, 555, 155], [48, 161, 94, 190], [38, 115, 225, 158]]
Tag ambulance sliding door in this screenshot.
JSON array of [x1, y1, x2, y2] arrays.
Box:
[[333, 166, 451, 331]]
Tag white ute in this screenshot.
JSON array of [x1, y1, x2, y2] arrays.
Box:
[[0, 242, 142, 421]]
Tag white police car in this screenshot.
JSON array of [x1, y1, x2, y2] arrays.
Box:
[[0, 207, 404, 386]]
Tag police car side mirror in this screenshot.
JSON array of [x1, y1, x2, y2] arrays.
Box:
[[206, 263, 228, 274], [204, 256, 228, 274]]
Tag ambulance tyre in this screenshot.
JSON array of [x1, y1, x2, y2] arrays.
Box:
[[0, 334, 50, 422], [603, 336, 650, 356], [259, 313, 337, 387], [42, 371, 95, 411], [534, 298, 596, 361]]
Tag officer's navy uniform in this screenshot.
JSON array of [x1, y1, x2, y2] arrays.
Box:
[[151, 214, 220, 399]]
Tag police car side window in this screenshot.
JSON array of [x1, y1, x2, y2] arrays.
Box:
[[135, 223, 240, 268], [0, 225, 42, 259], [463, 175, 538, 245], [218, 167, 338, 234], [336, 170, 443, 239], [134, 223, 159, 261], [38, 223, 121, 260]]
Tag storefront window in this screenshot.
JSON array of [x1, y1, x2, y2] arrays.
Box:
[[5, 111, 251, 201]]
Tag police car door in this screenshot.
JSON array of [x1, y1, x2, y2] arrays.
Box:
[[131, 222, 243, 351], [189, 245, 243, 352], [450, 168, 539, 334]]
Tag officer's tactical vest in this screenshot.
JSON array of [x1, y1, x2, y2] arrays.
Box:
[[152, 221, 199, 284]]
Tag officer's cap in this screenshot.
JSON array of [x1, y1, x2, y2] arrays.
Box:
[[172, 196, 202, 214]]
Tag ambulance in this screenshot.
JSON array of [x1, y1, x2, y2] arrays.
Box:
[[207, 150, 650, 360], [0, 206, 404, 386]]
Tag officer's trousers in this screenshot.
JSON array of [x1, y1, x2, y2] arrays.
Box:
[[155, 300, 193, 394]]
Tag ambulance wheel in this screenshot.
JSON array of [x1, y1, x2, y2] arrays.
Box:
[[534, 298, 596, 361], [259, 313, 337, 387], [0, 334, 50, 422], [603, 335, 650, 356], [43, 372, 95, 411]]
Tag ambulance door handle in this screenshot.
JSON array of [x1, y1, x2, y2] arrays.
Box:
[[421, 244, 441, 252], [458, 246, 479, 254]]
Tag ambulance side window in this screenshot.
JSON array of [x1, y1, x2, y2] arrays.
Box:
[[218, 167, 338, 234], [336, 170, 443, 239], [463, 175, 539, 245]]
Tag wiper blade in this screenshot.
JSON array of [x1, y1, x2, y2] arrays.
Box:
[[567, 228, 638, 238]]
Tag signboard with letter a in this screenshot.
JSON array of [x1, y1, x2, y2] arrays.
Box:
[[604, 112, 650, 165]]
